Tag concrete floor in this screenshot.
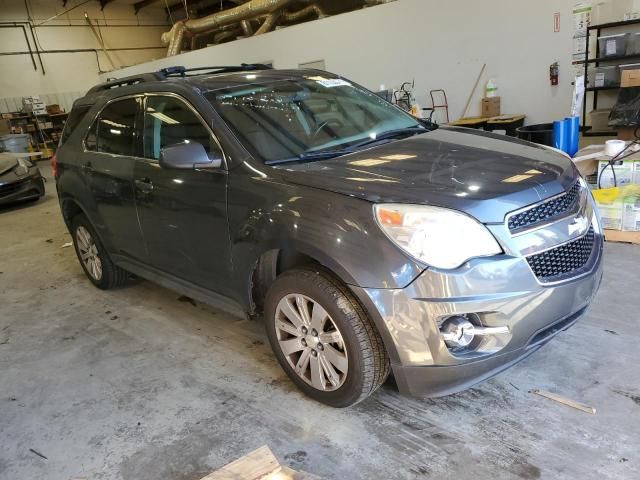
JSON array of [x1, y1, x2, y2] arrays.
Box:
[[1, 167, 639, 480]]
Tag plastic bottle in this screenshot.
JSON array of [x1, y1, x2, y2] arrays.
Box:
[[486, 78, 498, 98]]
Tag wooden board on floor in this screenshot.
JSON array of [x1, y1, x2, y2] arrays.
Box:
[[200, 446, 279, 480], [201, 446, 322, 480], [604, 229, 640, 245]]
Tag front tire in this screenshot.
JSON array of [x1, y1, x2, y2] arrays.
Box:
[[71, 214, 128, 290], [265, 268, 390, 407]]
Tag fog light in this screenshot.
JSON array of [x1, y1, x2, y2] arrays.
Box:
[[439, 315, 510, 349], [440, 316, 475, 348]]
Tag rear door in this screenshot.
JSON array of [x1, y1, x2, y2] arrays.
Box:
[[133, 93, 232, 294], [82, 96, 146, 260]]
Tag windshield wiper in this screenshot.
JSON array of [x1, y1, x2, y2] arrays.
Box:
[[265, 148, 355, 166], [265, 125, 428, 166], [347, 126, 428, 150]]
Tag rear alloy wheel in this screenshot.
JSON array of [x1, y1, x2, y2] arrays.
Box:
[[75, 225, 102, 282], [71, 214, 129, 290], [265, 268, 390, 407]]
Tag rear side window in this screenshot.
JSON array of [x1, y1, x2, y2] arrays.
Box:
[[143, 95, 219, 160], [60, 105, 90, 145], [95, 97, 140, 156]]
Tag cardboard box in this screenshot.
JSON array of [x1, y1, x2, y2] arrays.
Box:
[[0, 119, 10, 135], [46, 104, 62, 115], [621, 68, 640, 87], [633, 161, 640, 183], [482, 97, 501, 117], [617, 126, 638, 140], [598, 159, 635, 188], [598, 203, 624, 230], [623, 196, 640, 231]]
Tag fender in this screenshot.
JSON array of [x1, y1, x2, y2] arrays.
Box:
[[227, 162, 425, 308]]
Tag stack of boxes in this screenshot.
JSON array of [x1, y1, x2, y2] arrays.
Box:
[[596, 159, 640, 231], [22, 96, 47, 116]]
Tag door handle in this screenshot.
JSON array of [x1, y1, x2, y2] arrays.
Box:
[[135, 178, 154, 194], [81, 161, 93, 172]]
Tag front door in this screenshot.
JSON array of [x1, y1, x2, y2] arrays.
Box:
[[133, 94, 232, 295], [82, 96, 146, 260]]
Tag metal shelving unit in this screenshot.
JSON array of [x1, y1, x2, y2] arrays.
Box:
[[580, 18, 640, 136]]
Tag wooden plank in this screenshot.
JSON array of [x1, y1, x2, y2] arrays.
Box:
[[530, 389, 597, 415], [449, 116, 489, 127], [200, 445, 281, 480], [604, 229, 640, 245], [280, 466, 323, 479]]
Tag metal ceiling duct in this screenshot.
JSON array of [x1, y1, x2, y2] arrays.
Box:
[[160, 0, 396, 56], [163, 0, 311, 56]]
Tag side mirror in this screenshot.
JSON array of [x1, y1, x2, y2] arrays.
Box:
[[159, 141, 222, 170]]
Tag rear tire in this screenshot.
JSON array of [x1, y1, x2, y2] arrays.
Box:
[[70, 214, 129, 290], [265, 268, 390, 407]]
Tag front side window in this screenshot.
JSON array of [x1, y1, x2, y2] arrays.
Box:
[[205, 77, 422, 163], [95, 97, 140, 156], [143, 95, 219, 160]]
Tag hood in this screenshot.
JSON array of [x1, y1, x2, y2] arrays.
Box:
[[0, 153, 19, 176], [277, 126, 577, 223]]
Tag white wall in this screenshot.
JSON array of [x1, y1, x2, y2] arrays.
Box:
[[102, 0, 578, 124], [0, 0, 169, 109]]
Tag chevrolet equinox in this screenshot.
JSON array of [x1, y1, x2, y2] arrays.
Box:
[[54, 65, 603, 407]]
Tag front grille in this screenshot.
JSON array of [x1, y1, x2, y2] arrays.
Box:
[[0, 178, 30, 196], [526, 227, 595, 283], [508, 182, 581, 233]]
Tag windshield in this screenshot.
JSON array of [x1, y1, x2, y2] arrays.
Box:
[[205, 76, 424, 163]]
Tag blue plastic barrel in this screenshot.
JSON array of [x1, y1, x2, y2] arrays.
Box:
[[565, 116, 580, 157], [552, 120, 568, 154]]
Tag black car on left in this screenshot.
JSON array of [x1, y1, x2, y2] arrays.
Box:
[[0, 153, 45, 206]]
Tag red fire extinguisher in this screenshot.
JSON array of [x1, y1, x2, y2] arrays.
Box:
[[550, 62, 559, 86]]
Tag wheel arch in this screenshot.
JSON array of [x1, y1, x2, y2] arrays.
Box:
[[248, 244, 402, 365]]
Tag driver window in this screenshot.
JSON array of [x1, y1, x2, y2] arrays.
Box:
[[143, 95, 220, 161]]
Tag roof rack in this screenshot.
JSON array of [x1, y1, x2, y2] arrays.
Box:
[[86, 64, 273, 95], [158, 63, 273, 77], [86, 72, 166, 94]]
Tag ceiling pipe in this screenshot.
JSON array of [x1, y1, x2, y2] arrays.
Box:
[[0, 24, 37, 70], [161, 0, 314, 56]]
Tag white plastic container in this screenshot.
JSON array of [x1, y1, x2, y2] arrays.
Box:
[[599, 33, 630, 57], [588, 65, 620, 87], [485, 78, 498, 98], [627, 32, 640, 55], [0, 134, 30, 153]]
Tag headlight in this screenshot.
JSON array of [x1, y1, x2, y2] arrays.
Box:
[[13, 158, 33, 176], [374, 204, 502, 269]]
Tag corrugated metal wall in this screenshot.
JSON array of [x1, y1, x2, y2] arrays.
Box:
[[0, 91, 85, 114]]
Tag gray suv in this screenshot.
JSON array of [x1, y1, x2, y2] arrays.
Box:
[[54, 65, 603, 407]]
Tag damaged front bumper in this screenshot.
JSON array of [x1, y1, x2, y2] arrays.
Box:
[[351, 198, 604, 398], [0, 172, 45, 206]]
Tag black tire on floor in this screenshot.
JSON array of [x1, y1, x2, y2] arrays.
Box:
[[264, 268, 390, 407], [70, 213, 129, 290]]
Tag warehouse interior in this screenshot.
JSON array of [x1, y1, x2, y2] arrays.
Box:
[[1, 1, 639, 479]]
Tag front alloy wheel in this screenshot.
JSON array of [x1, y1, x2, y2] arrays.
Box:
[[265, 268, 390, 407], [274, 294, 348, 391]]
